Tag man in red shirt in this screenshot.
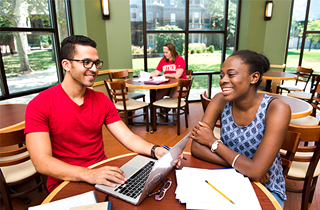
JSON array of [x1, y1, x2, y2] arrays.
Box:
[[25, 35, 169, 192]]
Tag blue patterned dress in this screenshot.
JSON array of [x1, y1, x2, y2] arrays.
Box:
[[220, 94, 286, 200]]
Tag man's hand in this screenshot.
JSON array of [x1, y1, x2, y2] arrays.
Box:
[[85, 166, 127, 187]]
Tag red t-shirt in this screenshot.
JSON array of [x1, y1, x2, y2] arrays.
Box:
[[156, 56, 187, 79], [25, 84, 121, 192]]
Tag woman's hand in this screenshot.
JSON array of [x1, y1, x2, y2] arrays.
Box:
[[191, 122, 217, 148], [259, 172, 270, 184]]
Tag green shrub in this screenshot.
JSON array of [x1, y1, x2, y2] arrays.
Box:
[[208, 45, 214, 53]]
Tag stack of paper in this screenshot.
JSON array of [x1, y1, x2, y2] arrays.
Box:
[[134, 71, 151, 81], [152, 76, 169, 82], [28, 190, 98, 210], [175, 167, 262, 210]]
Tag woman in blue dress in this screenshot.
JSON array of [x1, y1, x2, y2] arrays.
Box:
[[191, 50, 291, 207]]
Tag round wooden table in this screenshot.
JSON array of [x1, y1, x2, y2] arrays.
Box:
[[42, 153, 281, 210], [262, 71, 296, 93], [266, 93, 312, 119], [126, 78, 179, 132], [0, 103, 27, 131]]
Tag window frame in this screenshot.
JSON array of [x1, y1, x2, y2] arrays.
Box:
[[0, 0, 73, 101], [141, 0, 240, 74], [284, 0, 320, 68]]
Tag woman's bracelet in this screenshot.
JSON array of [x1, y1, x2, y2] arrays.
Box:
[[232, 153, 241, 168]]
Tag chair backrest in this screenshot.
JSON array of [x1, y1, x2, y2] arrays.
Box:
[[280, 130, 301, 178], [287, 124, 320, 161], [200, 91, 211, 112], [295, 66, 313, 91], [270, 64, 286, 72], [0, 128, 29, 167], [309, 75, 320, 116], [104, 80, 128, 104], [185, 69, 193, 79], [176, 77, 193, 100], [109, 70, 129, 82]]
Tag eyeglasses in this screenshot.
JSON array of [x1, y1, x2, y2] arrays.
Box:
[[148, 178, 172, 201], [67, 59, 103, 69]]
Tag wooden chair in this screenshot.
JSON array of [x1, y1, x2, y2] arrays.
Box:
[[199, 91, 221, 137], [200, 91, 210, 112], [287, 74, 319, 103], [290, 75, 320, 127], [152, 77, 193, 135], [285, 124, 320, 210], [185, 69, 193, 79], [0, 128, 46, 210], [108, 70, 145, 102], [277, 66, 313, 94], [280, 130, 301, 179], [104, 80, 149, 131]]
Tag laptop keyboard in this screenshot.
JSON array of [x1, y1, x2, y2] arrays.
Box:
[[114, 161, 155, 199]]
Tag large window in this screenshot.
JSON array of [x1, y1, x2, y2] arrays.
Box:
[[130, 0, 239, 100], [0, 0, 72, 102], [285, 0, 320, 73]]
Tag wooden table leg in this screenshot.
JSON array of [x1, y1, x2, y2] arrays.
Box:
[[265, 80, 272, 92]]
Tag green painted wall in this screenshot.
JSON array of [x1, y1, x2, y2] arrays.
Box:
[[71, 0, 291, 74], [238, 0, 291, 66], [70, 0, 132, 81]]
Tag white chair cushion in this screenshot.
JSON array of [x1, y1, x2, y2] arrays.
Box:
[[290, 116, 319, 126], [287, 91, 311, 100], [114, 99, 149, 111], [279, 86, 303, 92], [153, 98, 186, 108], [287, 159, 320, 178], [213, 127, 221, 139], [0, 151, 37, 183]]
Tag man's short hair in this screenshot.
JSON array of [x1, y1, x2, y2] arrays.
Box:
[[60, 35, 97, 60]]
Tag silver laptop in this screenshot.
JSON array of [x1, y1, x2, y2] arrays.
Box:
[[95, 133, 190, 205]]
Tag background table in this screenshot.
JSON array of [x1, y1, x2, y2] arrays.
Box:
[[0, 103, 27, 132], [262, 71, 296, 93], [266, 93, 312, 119], [42, 153, 281, 210], [126, 78, 179, 132]]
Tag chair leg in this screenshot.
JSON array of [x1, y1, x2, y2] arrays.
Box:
[[186, 101, 190, 114], [35, 174, 43, 192], [144, 107, 149, 132], [124, 111, 129, 126], [185, 109, 188, 128], [177, 108, 180, 135], [0, 179, 13, 210], [308, 176, 318, 203], [153, 106, 157, 132], [301, 175, 317, 210]]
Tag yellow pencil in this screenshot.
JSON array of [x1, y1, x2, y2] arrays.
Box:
[[205, 180, 235, 205]]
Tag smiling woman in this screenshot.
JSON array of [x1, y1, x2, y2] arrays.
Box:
[[190, 50, 291, 208]]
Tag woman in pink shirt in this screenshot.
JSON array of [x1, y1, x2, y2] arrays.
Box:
[[150, 42, 187, 100]]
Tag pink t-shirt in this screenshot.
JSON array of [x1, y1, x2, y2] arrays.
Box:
[[25, 84, 121, 192], [156, 56, 187, 79]]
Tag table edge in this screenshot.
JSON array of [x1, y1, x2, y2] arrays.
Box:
[[41, 152, 280, 210], [254, 182, 283, 210], [0, 121, 25, 132]]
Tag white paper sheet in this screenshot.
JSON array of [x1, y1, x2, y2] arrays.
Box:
[[134, 71, 151, 81], [175, 167, 262, 210], [28, 190, 98, 210]]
